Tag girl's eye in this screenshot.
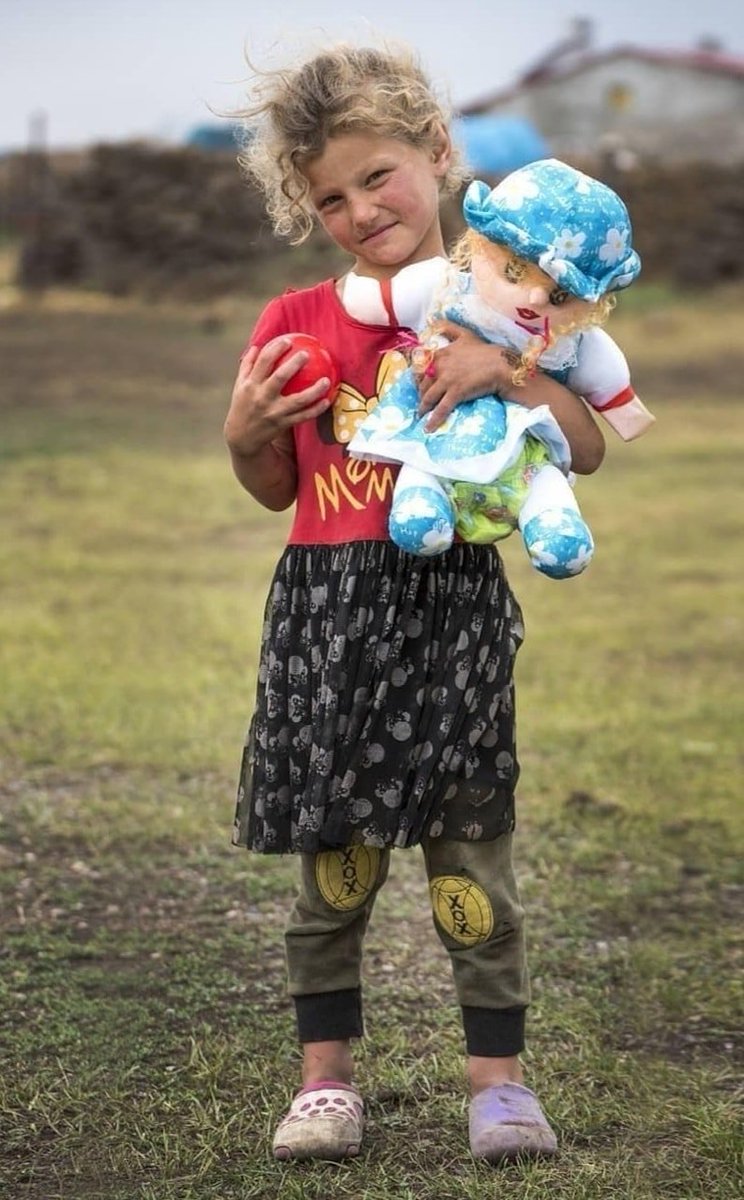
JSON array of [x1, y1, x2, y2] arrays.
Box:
[[504, 257, 527, 283], [318, 194, 342, 210], [367, 169, 389, 186], [549, 288, 569, 306]]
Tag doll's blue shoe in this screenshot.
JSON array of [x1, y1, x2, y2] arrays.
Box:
[[389, 486, 455, 555], [521, 509, 594, 579], [389, 470, 456, 556]]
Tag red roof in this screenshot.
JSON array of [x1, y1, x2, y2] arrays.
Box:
[[461, 45, 744, 115]]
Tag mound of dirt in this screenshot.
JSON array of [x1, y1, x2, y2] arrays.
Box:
[[4, 142, 744, 298]]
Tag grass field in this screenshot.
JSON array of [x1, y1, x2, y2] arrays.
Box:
[[0, 281, 742, 1199]]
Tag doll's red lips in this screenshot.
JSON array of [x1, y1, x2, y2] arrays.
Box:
[[517, 307, 540, 319]]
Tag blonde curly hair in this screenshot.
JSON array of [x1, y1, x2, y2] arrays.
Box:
[[236, 43, 468, 244], [452, 230, 616, 385]]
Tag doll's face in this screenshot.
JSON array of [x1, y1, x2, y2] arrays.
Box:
[[470, 239, 589, 333]]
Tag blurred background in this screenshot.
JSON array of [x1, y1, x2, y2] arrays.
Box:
[[3, 2, 744, 298], [1, 7, 742, 1196]]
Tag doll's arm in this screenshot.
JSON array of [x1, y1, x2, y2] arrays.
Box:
[[341, 258, 450, 331], [569, 328, 655, 441]]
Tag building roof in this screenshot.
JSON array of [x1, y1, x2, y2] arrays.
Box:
[[461, 45, 744, 115]]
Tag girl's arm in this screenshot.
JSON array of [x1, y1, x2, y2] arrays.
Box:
[[417, 322, 605, 475], [224, 338, 333, 510]]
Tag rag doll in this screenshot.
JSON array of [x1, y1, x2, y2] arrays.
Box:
[[346, 158, 653, 577]]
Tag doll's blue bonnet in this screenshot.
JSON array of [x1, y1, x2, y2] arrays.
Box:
[[463, 158, 641, 302]]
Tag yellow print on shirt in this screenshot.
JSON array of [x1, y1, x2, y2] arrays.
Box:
[[314, 460, 396, 520], [314, 349, 406, 520]]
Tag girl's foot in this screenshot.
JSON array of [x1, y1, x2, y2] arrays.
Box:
[[272, 1080, 364, 1161], [302, 1039, 353, 1088], [469, 1082, 557, 1162], [468, 1053, 524, 1094]]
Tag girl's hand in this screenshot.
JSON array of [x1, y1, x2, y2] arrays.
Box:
[[416, 321, 604, 472], [416, 322, 518, 432], [224, 336, 334, 459]]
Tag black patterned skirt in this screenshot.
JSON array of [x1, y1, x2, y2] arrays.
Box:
[[232, 541, 524, 854]]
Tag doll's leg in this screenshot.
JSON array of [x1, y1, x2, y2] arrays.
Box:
[[388, 464, 456, 556], [518, 464, 594, 579]]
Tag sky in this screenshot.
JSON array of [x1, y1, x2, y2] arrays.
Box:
[[3, 0, 744, 152]]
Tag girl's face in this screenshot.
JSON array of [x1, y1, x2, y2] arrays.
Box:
[[471, 240, 588, 333], [304, 130, 451, 280]]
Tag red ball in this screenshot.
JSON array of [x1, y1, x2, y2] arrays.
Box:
[[277, 333, 341, 403]]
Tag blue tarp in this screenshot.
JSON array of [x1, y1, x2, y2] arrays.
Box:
[[187, 123, 241, 151], [186, 114, 546, 172], [453, 114, 549, 176]]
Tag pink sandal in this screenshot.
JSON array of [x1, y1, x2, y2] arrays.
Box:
[[469, 1082, 558, 1162], [272, 1080, 364, 1161]]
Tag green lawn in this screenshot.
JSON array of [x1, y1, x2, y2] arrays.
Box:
[[0, 286, 741, 1199]]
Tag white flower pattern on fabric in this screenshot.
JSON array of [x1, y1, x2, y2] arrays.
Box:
[[421, 527, 451, 551], [552, 228, 586, 259], [599, 227, 629, 264], [460, 160, 641, 302], [396, 495, 442, 521], [363, 405, 410, 438], [532, 510, 569, 529], [457, 413, 487, 437], [565, 544, 594, 574], [493, 172, 540, 210]]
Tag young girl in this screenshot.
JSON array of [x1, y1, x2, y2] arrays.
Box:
[[224, 43, 605, 1164]]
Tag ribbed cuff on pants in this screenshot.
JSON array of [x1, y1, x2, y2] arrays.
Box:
[[461, 1005, 526, 1057], [294, 987, 364, 1044]]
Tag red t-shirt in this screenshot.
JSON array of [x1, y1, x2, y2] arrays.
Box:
[[247, 279, 409, 544]]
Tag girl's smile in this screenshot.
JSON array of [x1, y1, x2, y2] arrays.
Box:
[[360, 222, 398, 243], [304, 131, 451, 280]]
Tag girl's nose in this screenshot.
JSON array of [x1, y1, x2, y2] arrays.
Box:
[[527, 285, 550, 308], [350, 194, 378, 228]]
